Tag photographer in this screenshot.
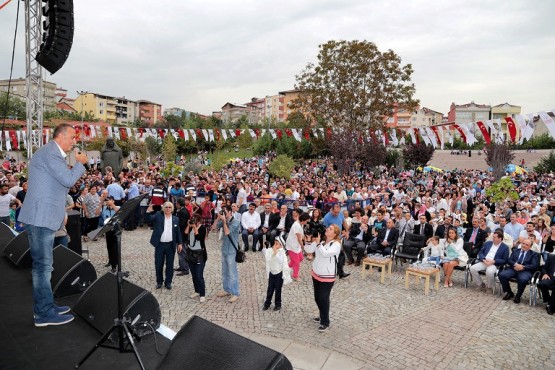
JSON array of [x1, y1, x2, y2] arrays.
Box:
[[100, 196, 120, 273], [215, 205, 241, 303], [184, 215, 207, 303]]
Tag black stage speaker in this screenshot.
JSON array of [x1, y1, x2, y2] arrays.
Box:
[[155, 316, 293, 370], [3, 231, 31, 268], [36, 0, 74, 74], [0, 222, 17, 254], [51, 245, 97, 297], [74, 272, 161, 338], [66, 210, 82, 255]]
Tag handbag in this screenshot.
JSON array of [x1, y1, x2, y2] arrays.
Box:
[[228, 235, 245, 263]]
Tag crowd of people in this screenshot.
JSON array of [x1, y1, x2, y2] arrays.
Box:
[[3, 141, 555, 329]]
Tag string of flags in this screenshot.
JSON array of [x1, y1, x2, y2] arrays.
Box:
[[1, 110, 554, 151]]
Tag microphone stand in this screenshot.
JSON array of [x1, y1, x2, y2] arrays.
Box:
[[75, 194, 148, 370]]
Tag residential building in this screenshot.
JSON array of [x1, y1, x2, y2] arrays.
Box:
[[137, 100, 163, 126], [245, 98, 265, 124], [221, 103, 248, 124], [491, 103, 521, 120], [56, 101, 76, 114], [265, 94, 285, 122], [0, 77, 57, 111], [74, 92, 139, 125], [447, 101, 491, 124], [411, 107, 443, 127], [279, 89, 300, 122]]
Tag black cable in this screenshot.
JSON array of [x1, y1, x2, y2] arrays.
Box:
[[1, 0, 20, 144], [140, 321, 164, 355]]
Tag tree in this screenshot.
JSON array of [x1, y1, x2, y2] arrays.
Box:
[[534, 150, 555, 173], [0, 92, 26, 120], [485, 143, 515, 181], [268, 154, 295, 180], [402, 143, 435, 168], [485, 177, 519, 204], [145, 136, 161, 157], [237, 131, 253, 149], [162, 134, 177, 163], [293, 40, 418, 173]]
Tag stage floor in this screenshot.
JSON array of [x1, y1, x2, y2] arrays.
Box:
[[0, 257, 170, 370]]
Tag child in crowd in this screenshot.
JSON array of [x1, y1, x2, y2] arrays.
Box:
[[262, 236, 291, 311], [422, 236, 443, 266]]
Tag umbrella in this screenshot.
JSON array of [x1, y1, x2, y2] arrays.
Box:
[[423, 166, 444, 173], [514, 165, 527, 174]]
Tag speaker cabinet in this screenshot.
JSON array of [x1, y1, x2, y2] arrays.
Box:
[[3, 231, 31, 268], [0, 222, 17, 255], [155, 316, 293, 370], [66, 210, 82, 255], [74, 272, 161, 338], [51, 245, 96, 297]]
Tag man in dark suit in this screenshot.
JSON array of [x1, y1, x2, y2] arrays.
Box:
[[146, 201, 183, 289], [498, 239, 539, 304], [268, 204, 293, 245], [174, 198, 190, 276], [258, 203, 273, 248], [413, 214, 433, 241], [18, 123, 88, 327], [538, 254, 555, 315], [434, 215, 453, 239], [464, 218, 487, 258], [368, 218, 399, 256], [469, 229, 510, 290]]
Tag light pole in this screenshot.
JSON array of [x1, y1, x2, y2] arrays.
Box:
[[76, 90, 88, 148]]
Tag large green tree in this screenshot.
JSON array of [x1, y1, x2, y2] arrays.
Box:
[[293, 40, 418, 172], [0, 92, 26, 120]]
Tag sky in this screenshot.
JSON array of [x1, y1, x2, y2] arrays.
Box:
[[1, 0, 554, 116]]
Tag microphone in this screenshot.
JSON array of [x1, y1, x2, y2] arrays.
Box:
[[73, 144, 90, 169]]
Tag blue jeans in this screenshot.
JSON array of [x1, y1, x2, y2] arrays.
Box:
[[221, 252, 239, 296], [155, 242, 175, 286], [27, 225, 56, 319], [188, 260, 206, 297], [53, 235, 69, 248]]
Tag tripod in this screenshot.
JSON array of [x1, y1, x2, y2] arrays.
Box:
[[75, 194, 148, 370]]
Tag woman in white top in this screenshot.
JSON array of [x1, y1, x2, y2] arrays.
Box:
[[304, 224, 341, 332], [441, 227, 468, 288]]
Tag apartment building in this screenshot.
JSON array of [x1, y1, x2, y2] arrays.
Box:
[[0, 77, 57, 112], [137, 100, 163, 126], [245, 98, 265, 124], [411, 107, 444, 127], [221, 102, 248, 124], [74, 92, 139, 125], [264, 94, 285, 122]]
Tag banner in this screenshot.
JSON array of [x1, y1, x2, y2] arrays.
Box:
[[538, 112, 555, 139], [505, 117, 517, 143]]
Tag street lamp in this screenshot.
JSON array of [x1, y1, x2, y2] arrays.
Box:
[[76, 90, 88, 148]]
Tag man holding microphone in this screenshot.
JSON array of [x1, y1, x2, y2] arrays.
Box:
[[19, 124, 88, 327]]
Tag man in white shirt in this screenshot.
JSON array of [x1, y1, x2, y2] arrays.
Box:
[[241, 203, 261, 252], [469, 229, 510, 291], [504, 213, 523, 248]]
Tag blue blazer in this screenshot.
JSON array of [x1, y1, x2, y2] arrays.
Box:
[[18, 141, 85, 231], [477, 241, 510, 266], [146, 211, 183, 248], [507, 248, 539, 271]]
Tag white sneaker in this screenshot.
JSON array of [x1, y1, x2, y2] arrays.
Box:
[[199, 296, 206, 303], [189, 292, 199, 299]]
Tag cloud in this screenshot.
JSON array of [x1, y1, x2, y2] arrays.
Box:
[[0, 0, 553, 115]]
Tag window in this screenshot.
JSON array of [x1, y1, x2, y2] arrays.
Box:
[[99, 102, 104, 107], [99, 110, 103, 114]]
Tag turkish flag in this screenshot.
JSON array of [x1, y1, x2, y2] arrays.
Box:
[[505, 117, 517, 143], [235, 129, 241, 137], [138, 127, 144, 138], [303, 129, 310, 140], [285, 129, 293, 137], [177, 129, 185, 139], [413, 128, 420, 144], [9, 130, 18, 150], [453, 124, 467, 143], [326, 128, 332, 139], [476, 121, 491, 144], [430, 126, 442, 145], [83, 124, 91, 137], [119, 127, 127, 140], [74, 126, 81, 141], [276, 129, 283, 139]]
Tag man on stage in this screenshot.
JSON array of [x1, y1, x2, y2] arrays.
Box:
[[19, 123, 88, 327]]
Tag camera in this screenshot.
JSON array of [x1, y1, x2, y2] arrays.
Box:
[[305, 223, 325, 239], [264, 241, 270, 248], [219, 210, 225, 215], [188, 220, 195, 225]]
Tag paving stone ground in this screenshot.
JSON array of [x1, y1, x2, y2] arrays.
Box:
[[83, 227, 555, 370]]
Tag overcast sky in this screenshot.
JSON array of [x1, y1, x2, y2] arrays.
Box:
[[1, 0, 554, 116]]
